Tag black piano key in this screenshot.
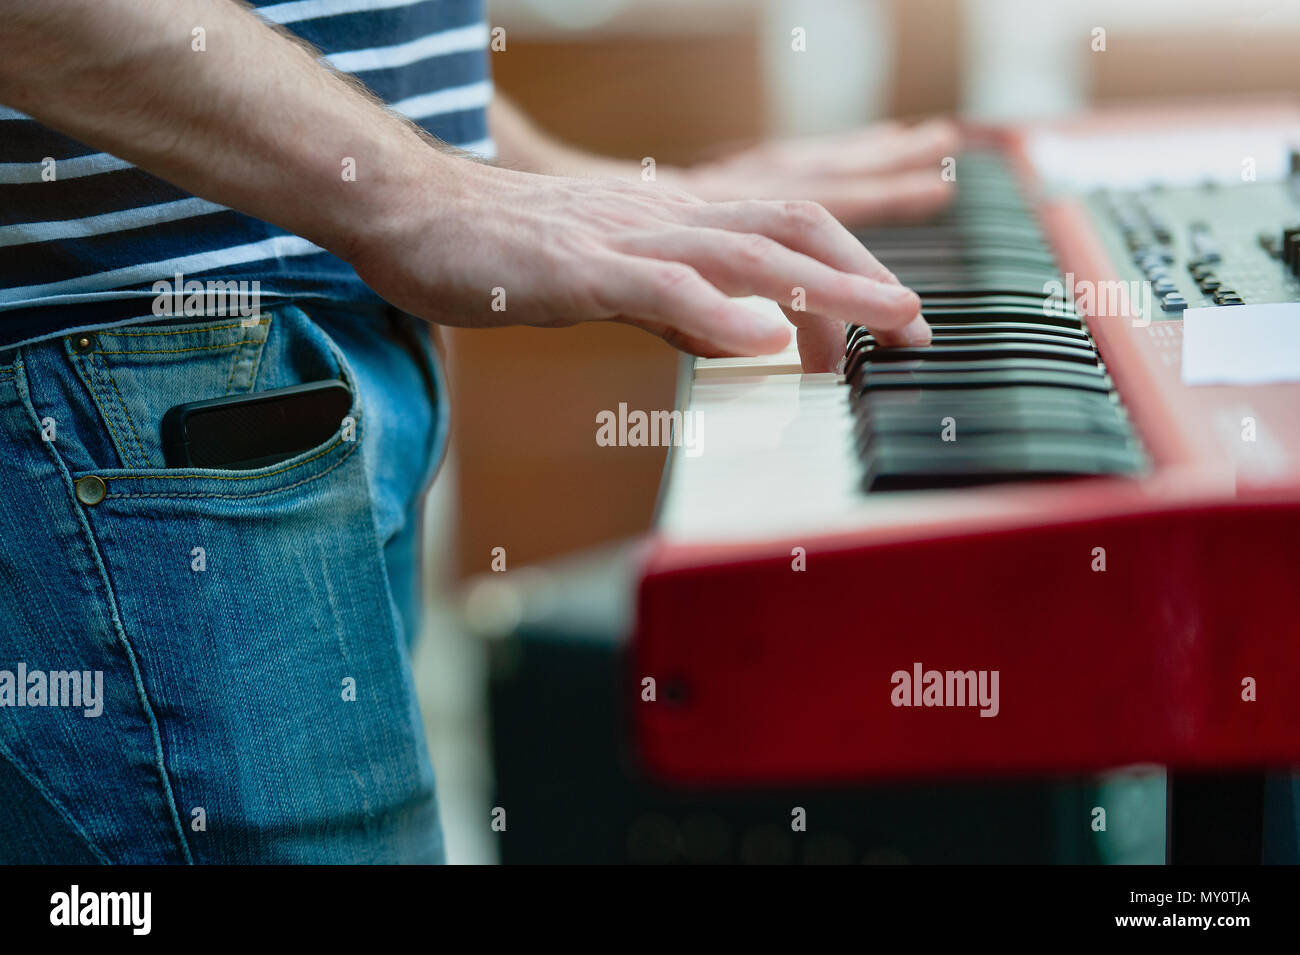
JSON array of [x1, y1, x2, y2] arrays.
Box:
[[853, 367, 1114, 394], [844, 344, 1100, 380], [865, 431, 1145, 464], [844, 148, 1144, 493], [848, 318, 1087, 346], [847, 322, 1092, 350], [861, 435, 1145, 491], [856, 407, 1132, 438], [863, 454, 1140, 491], [857, 234, 1052, 254], [877, 249, 1061, 269], [916, 295, 1079, 314], [911, 306, 1084, 329], [905, 332, 1094, 349], [923, 321, 1087, 338], [856, 355, 1107, 376], [858, 433, 1143, 471], [849, 333, 1096, 358], [853, 386, 1127, 416], [905, 281, 1073, 299], [890, 266, 1064, 284], [852, 341, 1101, 367]]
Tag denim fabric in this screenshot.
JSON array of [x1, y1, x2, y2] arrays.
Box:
[[0, 303, 446, 863]]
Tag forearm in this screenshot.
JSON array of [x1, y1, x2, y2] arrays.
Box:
[[0, 0, 454, 262]]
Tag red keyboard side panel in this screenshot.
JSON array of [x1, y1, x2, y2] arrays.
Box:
[[633, 502, 1300, 783]]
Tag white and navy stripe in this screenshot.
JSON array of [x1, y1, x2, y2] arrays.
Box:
[[0, 0, 494, 347]]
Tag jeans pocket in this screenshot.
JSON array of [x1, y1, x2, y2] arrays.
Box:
[[65, 313, 273, 470], [56, 305, 364, 500]]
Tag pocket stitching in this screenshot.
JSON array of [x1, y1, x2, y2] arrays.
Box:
[[223, 323, 267, 395], [103, 363, 150, 466], [103, 427, 362, 500], [223, 342, 244, 395], [241, 315, 273, 394], [104, 317, 268, 339], [93, 341, 251, 356], [71, 353, 144, 469]]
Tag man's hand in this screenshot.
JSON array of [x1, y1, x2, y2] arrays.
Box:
[[666, 119, 961, 228], [490, 99, 959, 229], [487, 100, 959, 366], [350, 161, 928, 373]]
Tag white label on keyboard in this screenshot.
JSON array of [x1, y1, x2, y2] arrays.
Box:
[[1182, 303, 1300, 385]]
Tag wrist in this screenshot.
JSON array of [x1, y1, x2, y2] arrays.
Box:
[[325, 136, 472, 268]]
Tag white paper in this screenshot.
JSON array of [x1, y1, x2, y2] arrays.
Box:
[[1182, 303, 1300, 385]]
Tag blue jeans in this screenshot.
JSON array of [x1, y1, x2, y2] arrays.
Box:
[[0, 303, 447, 863]]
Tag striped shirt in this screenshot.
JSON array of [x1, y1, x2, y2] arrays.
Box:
[[0, 0, 494, 348]]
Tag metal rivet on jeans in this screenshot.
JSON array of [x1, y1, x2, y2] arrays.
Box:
[[75, 475, 107, 506], [71, 335, 93, 354]]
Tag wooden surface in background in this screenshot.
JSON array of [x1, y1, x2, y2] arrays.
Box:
[[887, 0, 962, 118], [491, 29, 763, 166], [446, 323, 679, 578], [447, 30, 762, 578], [1089, 32, 1300, 102]]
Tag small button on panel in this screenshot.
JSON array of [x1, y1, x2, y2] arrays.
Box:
[[1090, 177, 1300, 320]]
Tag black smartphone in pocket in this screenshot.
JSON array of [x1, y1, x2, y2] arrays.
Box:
[[160, 380, 353, 469]]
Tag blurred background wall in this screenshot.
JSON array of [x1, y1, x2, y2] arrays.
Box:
[[420, 0, 1300, 863]]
